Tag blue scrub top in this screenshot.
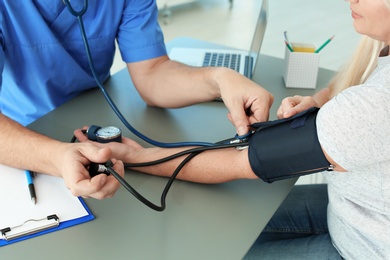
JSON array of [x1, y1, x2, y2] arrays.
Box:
[[0, 0, 167, 125]]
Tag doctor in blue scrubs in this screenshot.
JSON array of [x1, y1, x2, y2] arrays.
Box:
[[0, 1, 273, 199]]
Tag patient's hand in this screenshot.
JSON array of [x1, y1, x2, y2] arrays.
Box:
[[276, 95, 319, 119], [73, 128, 144, 163]]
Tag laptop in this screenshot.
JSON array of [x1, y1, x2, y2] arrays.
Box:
[[168, 0, 268, 79]]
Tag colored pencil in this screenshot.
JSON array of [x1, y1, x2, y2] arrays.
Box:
[[315, 35, 335, 53]]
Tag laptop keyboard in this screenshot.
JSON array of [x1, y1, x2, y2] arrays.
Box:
[[202, 52, 241, 72]]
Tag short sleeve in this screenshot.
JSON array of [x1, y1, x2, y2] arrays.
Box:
[[0, 30, 4, 95], [317, 84, 390, 171], [117, 0, 167, 63]]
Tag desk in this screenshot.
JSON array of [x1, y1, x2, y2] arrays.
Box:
[[2, 38, 334, 259]]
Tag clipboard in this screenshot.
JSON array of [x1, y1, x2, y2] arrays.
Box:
[[0, 164, 95, 246]]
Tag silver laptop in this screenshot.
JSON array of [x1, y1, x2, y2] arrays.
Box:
[[168, 0, 268, 79]]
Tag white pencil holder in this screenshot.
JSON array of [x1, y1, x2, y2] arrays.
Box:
[[283, 44, 320, 89]]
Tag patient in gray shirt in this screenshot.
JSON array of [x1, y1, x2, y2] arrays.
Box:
[[317, 53, 390, 259]]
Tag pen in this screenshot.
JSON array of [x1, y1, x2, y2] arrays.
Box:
[[25, 170, 37, 204], [315, 35, 335, 53]]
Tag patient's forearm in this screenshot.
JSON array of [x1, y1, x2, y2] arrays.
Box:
[[128, 147, 257, 183], [313, 87, 331, 107]]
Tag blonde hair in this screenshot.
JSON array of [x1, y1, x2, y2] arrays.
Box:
[[329, 35, 386, 98]]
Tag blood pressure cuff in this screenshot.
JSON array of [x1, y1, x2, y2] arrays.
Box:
[[248, 107, 332, 183]]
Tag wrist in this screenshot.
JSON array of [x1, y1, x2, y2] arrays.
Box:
[[208, 67, 233, 99], [43, 141, 72, 178]]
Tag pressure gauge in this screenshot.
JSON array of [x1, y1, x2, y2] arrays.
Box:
[[87, 125, 122, 143]]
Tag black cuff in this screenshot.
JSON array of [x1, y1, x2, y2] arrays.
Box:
[[248, 107, 332, 183]]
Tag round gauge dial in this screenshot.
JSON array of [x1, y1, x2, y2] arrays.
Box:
[[96, 126, 122, 143]]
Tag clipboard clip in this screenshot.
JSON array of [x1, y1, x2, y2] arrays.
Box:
[[1, 214, 59, 241]]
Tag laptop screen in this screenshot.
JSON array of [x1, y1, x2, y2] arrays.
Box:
[[248, 0, 268, 75]]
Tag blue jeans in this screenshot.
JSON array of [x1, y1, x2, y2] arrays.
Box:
[[244, 184, 342, 260]]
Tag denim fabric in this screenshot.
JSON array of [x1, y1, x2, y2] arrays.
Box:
[[244, 184, 342, 260]]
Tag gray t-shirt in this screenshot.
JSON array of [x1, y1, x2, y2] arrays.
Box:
[[317, 55, 390, 259]]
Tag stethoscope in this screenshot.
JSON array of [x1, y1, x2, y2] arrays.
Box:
[[64, 0, 252, 211]]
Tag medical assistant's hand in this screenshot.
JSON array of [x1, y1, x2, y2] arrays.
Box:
[[216, 70, 274, 135], [58, 143, 124, 199]]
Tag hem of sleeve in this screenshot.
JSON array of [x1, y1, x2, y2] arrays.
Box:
[[120, 42, 167, 63]]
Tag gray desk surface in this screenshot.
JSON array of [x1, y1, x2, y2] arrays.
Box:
[[2, 38, 334, 259]]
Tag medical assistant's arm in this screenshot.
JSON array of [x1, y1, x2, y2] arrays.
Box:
[[0, 33, 124, 198], [127, 56, 274, 136], [0, 113, 124, 199]]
